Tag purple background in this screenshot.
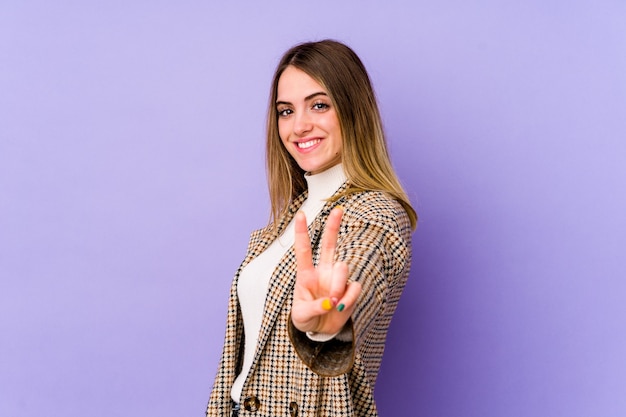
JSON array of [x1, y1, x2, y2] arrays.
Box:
[[1, 1, 625, 416]]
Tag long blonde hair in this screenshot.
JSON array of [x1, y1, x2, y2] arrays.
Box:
[[266, 40, 417, 229]]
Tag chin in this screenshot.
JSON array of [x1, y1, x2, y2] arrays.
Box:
[[294, 156, 339, 175], [296, 162, 322, 174]]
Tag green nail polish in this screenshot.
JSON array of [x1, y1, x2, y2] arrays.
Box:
[[337, 303, 345, 312]]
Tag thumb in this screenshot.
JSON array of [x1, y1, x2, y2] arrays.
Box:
[[291, 297, 333, 332]]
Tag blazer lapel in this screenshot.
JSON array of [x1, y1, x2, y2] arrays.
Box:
[[241, 192, 307, 267]]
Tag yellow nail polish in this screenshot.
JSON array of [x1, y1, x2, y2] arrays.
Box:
[[321, 298, 333, 311]]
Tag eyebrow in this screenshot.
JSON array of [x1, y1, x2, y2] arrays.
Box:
[[276, 91, 328, 106]]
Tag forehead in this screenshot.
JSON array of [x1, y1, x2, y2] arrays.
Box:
[[276, 66, 327, 100]]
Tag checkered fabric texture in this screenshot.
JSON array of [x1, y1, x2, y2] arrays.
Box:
[[206, 184, 413, 417]]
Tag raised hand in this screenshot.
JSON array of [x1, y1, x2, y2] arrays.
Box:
[[290, 207, 362, 335]]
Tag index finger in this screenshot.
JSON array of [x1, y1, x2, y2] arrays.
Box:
[[294, 211, 314, 274]]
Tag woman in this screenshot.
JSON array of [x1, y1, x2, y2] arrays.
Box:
[[206, 39, 417, 417]]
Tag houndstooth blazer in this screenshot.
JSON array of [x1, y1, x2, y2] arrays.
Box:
[[206, 183, 413, 417]]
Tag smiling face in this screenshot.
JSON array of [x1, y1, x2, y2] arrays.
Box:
[[276, 66, 342, 175]]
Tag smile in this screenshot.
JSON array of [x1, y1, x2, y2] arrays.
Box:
[[297, 139, 321, 149]]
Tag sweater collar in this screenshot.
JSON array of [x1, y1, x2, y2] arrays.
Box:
[[304, 163, 347, 203]]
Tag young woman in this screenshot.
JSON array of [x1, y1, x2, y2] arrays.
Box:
[[206, 39, 417, 417]]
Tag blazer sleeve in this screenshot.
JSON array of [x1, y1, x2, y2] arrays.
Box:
[[288, 196, 412, 376]]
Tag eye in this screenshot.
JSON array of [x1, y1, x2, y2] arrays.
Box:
[[277, 107, 293, 117], [312, 101, 329, 111]]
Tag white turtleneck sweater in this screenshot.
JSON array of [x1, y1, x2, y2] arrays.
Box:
[[231, 163, 347, 402]]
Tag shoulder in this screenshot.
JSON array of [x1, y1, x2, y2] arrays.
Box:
[[336, 190, 413, 277], [341, 190, 412, 236]]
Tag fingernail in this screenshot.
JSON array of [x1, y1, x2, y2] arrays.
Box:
[[337, 303, 345, 312], [330, 297, 339, 307], [321, 299, 333, 311], [335, 205, 344, 211]]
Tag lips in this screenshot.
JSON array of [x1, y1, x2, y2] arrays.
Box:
[[297, 138, 321, 149]]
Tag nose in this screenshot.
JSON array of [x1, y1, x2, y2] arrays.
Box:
[[293, 110, 313, 136]]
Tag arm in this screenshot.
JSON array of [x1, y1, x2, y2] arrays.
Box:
[[288, 202, 410, 376]]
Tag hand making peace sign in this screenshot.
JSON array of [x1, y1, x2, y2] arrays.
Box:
[[290, 207, 363, 335]]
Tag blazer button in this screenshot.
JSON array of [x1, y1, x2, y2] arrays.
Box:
[[243, 396, 260, 412], [289, 401, 299, 417]]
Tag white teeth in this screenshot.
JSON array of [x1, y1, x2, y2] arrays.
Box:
[[297, 139, 321, 149]]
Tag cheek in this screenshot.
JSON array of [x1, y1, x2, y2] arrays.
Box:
[[322, 113, 342, 144], [328, 122, 342, 149], [277, 120, 289, 143]]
